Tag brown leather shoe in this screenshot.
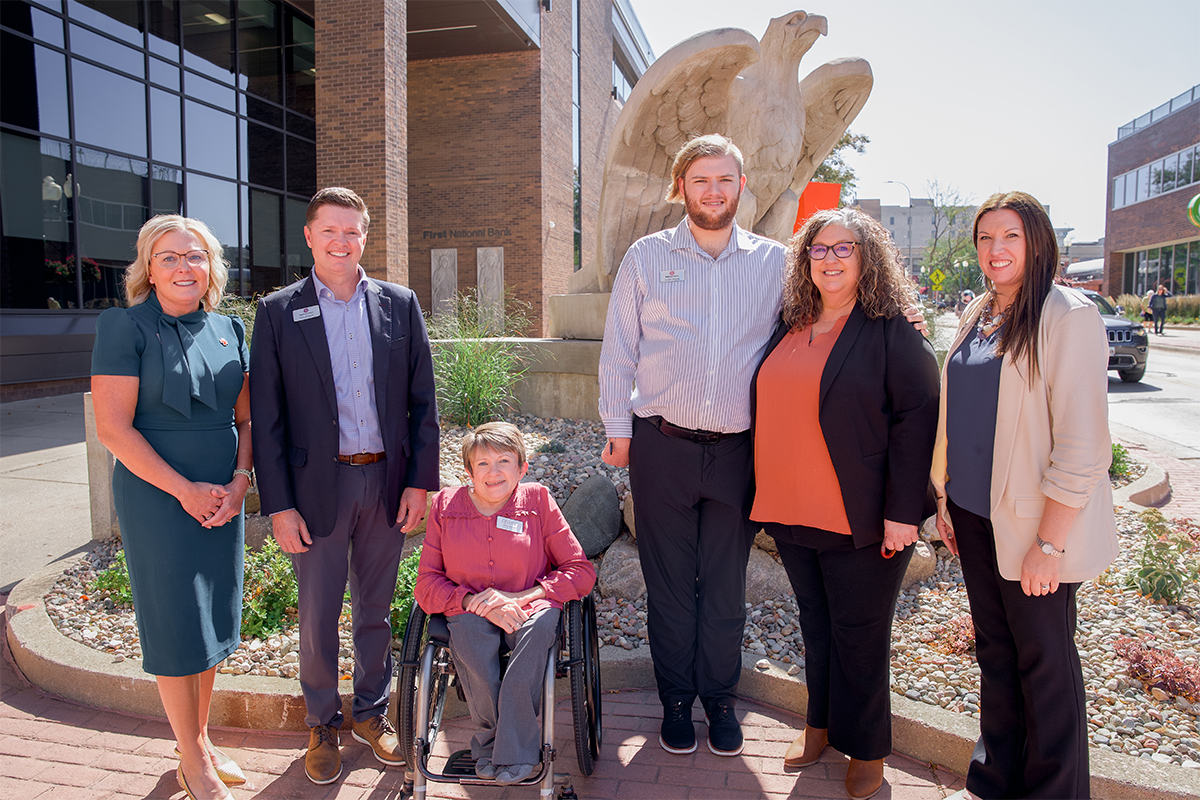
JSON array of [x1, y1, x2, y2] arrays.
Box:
[[783, 726, 828, 768], [351, 714, 404, 766], [305, 724, 342, 785], [845, 757, 884, 800]]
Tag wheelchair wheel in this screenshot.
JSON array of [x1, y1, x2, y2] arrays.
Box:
[[568, 592, 602, 776], [395, 603, 427, 766]]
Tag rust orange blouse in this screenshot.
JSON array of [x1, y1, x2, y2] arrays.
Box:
[[750, 316, 852, 534]]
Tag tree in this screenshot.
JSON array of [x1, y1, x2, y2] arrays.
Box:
[[922, 181, 980, 296], [814, 130, 869, 205]]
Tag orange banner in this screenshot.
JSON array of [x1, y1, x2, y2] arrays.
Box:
[[794, 182, 842, 234]]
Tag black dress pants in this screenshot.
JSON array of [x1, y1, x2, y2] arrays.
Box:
[[948, 498, 1090, 799], [628, 415, 757, 709], [767, 523, 912, 761]]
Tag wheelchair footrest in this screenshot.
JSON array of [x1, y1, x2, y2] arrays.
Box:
[[442, 750, 478, 778]]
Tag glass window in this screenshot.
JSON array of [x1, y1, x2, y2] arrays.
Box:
[[1135, 250, 1148, 296], [1160, 246, 1172, 291], [184, 71, 235, 109], [245, 120, 283, 189], [1188, 241, 1199, 295], [246, 95, 282, 127], [1146, 248, 1160, 290], [237, 0, 281, 103], [1183, 148, 1196, 187], [33, 7, 64, 47], [150, 88, 182, 165], [1150, 161, 1163, 196], [151, 164, 182, 216], [1163, 153, 1178, 192], [249, 189, 282, 293], [68, 0, 142, 46], [0, 2, 35, 34], [184, 99, 236, 177], [31, 0, 64, 12], [285, 111, 315, 140], [181, 0, 233, 83], [285, 195, 308, 280], [1123, 252, 1134, 296], [0, 36, 70, 138], [1112, 175, 1125, 210], [0, 132, 75, 309], [1134, 166, 1148, 203], [147, 0, 179, 58], [284, 10, 314, 117], [72, 59, 147, 156], [1172, 244, 1188, 294], [185, 172, 238, 254], [286, 134, 315, 197], [69, 23, 144, 78], [150, 57, 180, 90], [75, 146, 147, 307]]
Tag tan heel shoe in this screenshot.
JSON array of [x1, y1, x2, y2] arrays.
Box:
[[175, 744, 247, 787], [177, 764, 234, 800], [845, 757, 884, 800], [783, 726, 828, 768]]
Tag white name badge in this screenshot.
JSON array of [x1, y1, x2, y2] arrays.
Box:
[[496, 516, 524, 533], [293, 305, 321, 322], [660, 269, 685, 283]]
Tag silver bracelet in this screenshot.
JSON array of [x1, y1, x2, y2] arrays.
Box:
[[233, 468, 254, 486]]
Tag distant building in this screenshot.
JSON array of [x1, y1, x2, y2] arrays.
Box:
[[1104, 84, 1200, 298], [856, 196, 970, 275]]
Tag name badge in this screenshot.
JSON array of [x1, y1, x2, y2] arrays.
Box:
[[496, 516, 524, 534], [293, 305, 321, 322], [660, 269, 685, 283]]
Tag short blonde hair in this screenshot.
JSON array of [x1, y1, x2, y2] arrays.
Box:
[[124, 215, 228, 312], [461, 422, 527, 473], [665, 134, 744, 203]]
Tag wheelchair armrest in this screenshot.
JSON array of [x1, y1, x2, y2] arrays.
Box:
[[427, 613, 451, 646]]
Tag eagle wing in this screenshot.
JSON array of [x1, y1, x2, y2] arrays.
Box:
[[594, 29, 760, 291], [791, 57, 874, 197]]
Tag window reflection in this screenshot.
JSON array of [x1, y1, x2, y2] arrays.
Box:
[[1173, 244, 1188, 294], [185, 71, 236, 109], [151, 165, 183, 217], [286, 135, 315, 198], [250, 189, 281, 279], [184, 99, 236, 177], [70, 23, 144, 78], [181, 0, 233, 82], [150, 57, 180, 90], [73, 59, 146, 156], [0, 36, 71, 139], [151, 88, 182, 165], [246, 120, 284, 189], [68, 0, 142, 46], [32, 7, 64, 47], [0, 133, 75, 309], [238, 0, 281, 103], [285, 196, 308, 282], [1189, 243, 1199, 295], [246, 95, 282, 127], [284, 10, 314, 117], [185, 172, 238, 258], [147, 0, 180, 58], [71, 148, 147, 308]]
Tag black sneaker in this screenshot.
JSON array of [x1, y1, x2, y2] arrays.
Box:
[[704, 700, 744, 756], [659, 700, 697, 754]]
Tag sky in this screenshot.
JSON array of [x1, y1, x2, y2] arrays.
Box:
[[626, 0, 1200, 241]]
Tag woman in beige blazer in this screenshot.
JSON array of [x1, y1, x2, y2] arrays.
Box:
[[932, 191, 1118, 800]]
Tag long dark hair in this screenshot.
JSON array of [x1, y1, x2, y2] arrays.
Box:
[[973, 191, 1058, 378]]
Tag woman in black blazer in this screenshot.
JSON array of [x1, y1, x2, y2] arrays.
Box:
[[750, 207, 940, 800]]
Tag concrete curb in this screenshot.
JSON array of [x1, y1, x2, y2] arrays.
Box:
[[7, 557, 1200, 800], [1113, 460, 1172, 510]]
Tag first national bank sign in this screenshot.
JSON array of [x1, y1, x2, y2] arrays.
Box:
[[422, 226, 513, 240]]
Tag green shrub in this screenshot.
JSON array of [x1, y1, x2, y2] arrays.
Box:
[[241, 538, 298, 639], [427, 291, 532, 427], [391, 546, 422, 641], [90, 551, 133, 607], [537, 440, 567, 454], [1116, 293, 1144, 322], [217, 295, 259, 345], [1110, 443, 1130, 478], [1167, 294, 1199, 321], [1125, 509, 1200, 605]]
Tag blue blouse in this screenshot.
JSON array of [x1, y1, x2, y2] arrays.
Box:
[[945, 322, 1004, 518]]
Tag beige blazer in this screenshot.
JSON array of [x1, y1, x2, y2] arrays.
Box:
[[932, 285, 1119, 582]]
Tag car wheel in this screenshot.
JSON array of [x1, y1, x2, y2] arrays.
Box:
[[1119, 366, 1145, 383]]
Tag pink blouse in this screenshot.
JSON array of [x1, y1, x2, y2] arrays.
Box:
[[415, 483, 597, 617]]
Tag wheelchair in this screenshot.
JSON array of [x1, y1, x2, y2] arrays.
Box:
[[395, 592, 603, 799]]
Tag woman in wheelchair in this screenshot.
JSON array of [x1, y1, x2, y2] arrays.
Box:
[[415, 422, 597, 785]]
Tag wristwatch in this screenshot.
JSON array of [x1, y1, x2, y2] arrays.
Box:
[[1035, 534, 1064, 558]]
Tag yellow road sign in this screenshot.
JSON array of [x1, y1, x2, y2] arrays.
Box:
[[929, 268, 946, 284], [932, 281, 944, 292]]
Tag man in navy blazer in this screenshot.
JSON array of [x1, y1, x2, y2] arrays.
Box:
[[251, 187, 439, 785]]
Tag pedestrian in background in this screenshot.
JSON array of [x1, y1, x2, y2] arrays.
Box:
[[750, 207, 939, 800], [934, 191, 1118, 800], [1149, 284, 1169, 334]]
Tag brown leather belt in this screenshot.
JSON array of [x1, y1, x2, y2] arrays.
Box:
[[337, 452, 386, 465], [643, 416, 744, 445]]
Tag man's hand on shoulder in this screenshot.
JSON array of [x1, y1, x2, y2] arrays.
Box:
[[398, 487, 428, 533], [272, 509, 312, 553], [903, 305, 929, 337], [601, 438, 631, 468]]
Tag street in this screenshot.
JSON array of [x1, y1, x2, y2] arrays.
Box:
[[1108, 345, 1200, 462]]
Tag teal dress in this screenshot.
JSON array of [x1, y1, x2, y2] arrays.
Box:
[[91, 292, 248, 676]]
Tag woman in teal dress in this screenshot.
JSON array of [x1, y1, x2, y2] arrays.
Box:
[[92, 215, 251, 800]]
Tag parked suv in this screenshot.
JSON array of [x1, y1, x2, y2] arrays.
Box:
[[1080, 289, 1148, 383]]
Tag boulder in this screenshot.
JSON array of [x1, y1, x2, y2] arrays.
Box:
[[245, 513, 271, 551], [597, 535, 645, 599], [753, 527, 776, 554], [622, 491, 636, 539], [745, 546, 791, 605], [562, 475, 622, 557], [921, 514, 939, 542], [901, 541, 936, 589]]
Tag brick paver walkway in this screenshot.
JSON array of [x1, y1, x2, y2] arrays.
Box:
[[1, 607, 965, 800]]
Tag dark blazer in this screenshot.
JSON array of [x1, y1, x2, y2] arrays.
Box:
[[250, 274, 440, 538], [750, 304, 940, 548]]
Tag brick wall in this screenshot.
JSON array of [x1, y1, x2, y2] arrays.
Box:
[[1103, 103, 1200, 294], [579, 0, 624, 274], [314, 0, 408, 286]]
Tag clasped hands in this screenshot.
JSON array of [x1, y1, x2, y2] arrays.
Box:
[[464, 588, 529, 634], [178, 474, 251, 529]]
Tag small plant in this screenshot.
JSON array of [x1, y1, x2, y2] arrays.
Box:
[[1114, 636, 1200, 702], [217, 294, 258, 345], [90, 550, 133, 606], [1125, 508, 1200, 605], [391, 546, 422, 641], [1110, 443, 1130, 478], [537, 440, 567, 454], [427, 290, 532, 427], [241, 538, 298, 639], [929, 614, 975, 655]]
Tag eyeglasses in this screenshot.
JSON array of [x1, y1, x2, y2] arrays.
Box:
[[808, 242, 858, 260], [153, 250, 209, 268]]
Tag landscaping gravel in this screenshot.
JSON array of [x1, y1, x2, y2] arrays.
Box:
[[44, 415, 1199, 769]]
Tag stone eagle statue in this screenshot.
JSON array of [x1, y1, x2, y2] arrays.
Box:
[[590, 10, 873, 292]]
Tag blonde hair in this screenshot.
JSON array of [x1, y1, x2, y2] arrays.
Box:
[[665, 134, 744, 203], [124, 215, 228, 312], [461, 422, 527, 473], [306, 187, 370, 232]]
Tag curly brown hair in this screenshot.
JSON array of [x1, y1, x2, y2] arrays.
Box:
[[782, 207, 912, 330]]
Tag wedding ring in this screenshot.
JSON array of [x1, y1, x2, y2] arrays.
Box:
[[1040, 584, 1049, 590]]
